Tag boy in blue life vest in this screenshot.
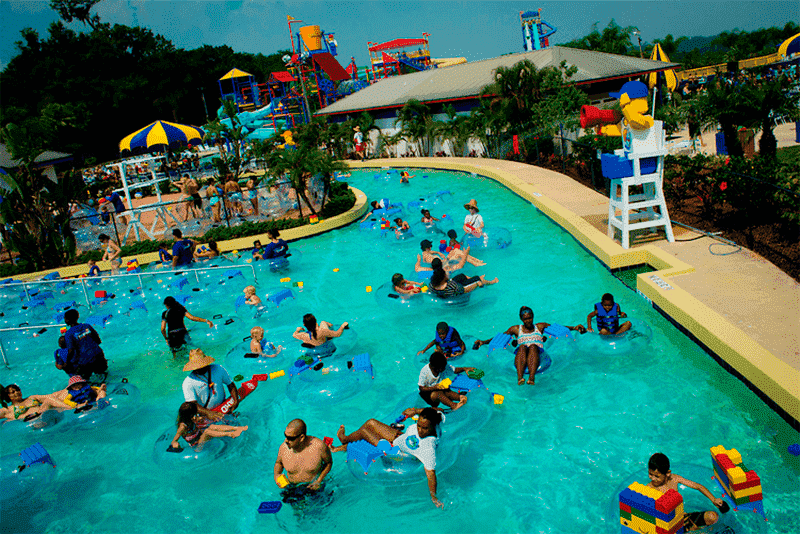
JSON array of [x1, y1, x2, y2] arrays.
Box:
[[417, 322, 466, 359], [586, 293, 632, 335]]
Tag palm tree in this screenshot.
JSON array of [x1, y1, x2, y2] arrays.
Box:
[[395, 99, 434, 156]]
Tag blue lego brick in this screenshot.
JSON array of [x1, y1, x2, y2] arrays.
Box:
[[52, 300, 76, 312], [223, 269, 243, 280], [130, 300, 147, 311], [85, 314, 112, 327], [449, 374, 484, 393], [174, 294, 192, 306], [234, 294, 246, 308], [19, 442, 54, 467], [169, 277, 189, 290], [619, 488, 658, 516], [267, 288, 293, 307], [601, 153, 658, 179], [33, 291, 54, 301], [620, 525, 639, 534], [258, 501, 282, 514], [349, 353, 373, 378], [346, 440, 384, 473], [42, 272, 60, 281]]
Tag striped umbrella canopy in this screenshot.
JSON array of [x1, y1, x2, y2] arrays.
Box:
[[647, 43, 677, 92], [119, 120, 205, 154], [777, 33, 800, 58]]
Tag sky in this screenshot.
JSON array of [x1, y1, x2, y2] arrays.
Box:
[[1, 1, 797, 70]]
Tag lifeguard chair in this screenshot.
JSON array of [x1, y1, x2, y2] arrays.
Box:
[[602, 120, 674, 248]]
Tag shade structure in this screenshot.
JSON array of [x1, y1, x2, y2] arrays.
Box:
[[219, 68, 253, 81], [119, 120, 205, 154], [778, 33, 800, 58], [647, 43, 677, 92]]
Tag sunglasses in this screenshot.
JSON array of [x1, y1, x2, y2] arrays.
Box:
[[284, 433, 302, 441]]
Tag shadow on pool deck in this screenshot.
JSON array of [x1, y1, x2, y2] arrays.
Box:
[[349, 157, 800, 426]]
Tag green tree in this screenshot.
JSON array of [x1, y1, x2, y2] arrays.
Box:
[[204, 99, 248, 181], [559, 19, 637, 56], [395, 99, 435, 156], [0, 105, 85, 271]]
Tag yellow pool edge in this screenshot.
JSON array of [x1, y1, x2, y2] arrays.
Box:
[[350, 160, 800, 422]]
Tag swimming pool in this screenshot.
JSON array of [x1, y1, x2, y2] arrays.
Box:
[[1, 168, 797, 534]]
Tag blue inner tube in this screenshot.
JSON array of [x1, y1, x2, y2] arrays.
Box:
[[461, 227, 512, 250], [574, 319, 652, 357], [286, 358, 374, 407], [0, 408, 65, 437], [67, 382, 141, 429], [0, 451, 56, 502]]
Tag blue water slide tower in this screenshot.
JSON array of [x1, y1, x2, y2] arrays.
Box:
[[520, 9, 557, 51], [218, 68, 262, 110]]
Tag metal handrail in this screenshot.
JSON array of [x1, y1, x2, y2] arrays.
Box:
[[0, 323, 67, 367], [2, 262, 258, 312]]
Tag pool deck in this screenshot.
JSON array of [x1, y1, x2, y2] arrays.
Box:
[[349, 158, 800, 426]]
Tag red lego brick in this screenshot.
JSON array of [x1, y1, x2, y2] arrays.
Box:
[[732, 476, 762, 491], [655, 489, 683, 514], [715, 454, 735, 470], [748, 493, 763, 502], [620, 502, 632, 513]]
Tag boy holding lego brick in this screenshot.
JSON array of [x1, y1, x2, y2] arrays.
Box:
[[647, 452, 726, 531]]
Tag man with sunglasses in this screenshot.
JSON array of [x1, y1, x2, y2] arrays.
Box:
[[274, 419, 333, 504]]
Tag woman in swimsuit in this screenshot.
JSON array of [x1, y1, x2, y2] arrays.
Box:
[[292, 313, 349, 348], [99, 233, 122, 275], [193, 240, 220, 260], [0, 384, 64, 422], [474, 306, 584, 385]]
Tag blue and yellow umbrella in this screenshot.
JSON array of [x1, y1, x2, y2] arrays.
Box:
[[647, 43, 677, 92], [119, 120, 205, 154], [778, 33, 800, 58]]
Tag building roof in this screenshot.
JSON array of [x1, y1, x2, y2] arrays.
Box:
[[316, 46, 679, 117], [368, 38, 428, 52], [219, 68, 253, 81]]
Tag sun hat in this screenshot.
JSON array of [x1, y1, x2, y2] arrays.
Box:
[[353, 125, 360, 131], [463, 199, 479, 212], [67, 375, 87, 387], [183, 348, 215, 372]]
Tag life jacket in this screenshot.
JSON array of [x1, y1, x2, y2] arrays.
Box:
[[69, 384, 96, 405], [435, 327, 459, 353], [595, 302, 620, 332], [260, 339, 277, 353]]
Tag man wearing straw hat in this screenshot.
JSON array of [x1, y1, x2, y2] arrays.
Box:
[[462, 199, 484, 238], [182, 348, 239, 420]]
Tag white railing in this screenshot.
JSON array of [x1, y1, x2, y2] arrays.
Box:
[[0, 323, 67, 367]]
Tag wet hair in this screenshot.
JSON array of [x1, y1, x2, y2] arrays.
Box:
[[429, 351, 447, 371], [519, 306, 534, 319], [2, 384, 20, 406], [58, 335, 67, 349], [177, 401, 199, 427], [173, 229, 184, 239], [64, 309, 79, 326], [419, 407, 442, 426], [430, 258, 443, 270], [303, 313, 318, 340], [253, 240, 262, 247], [430, 267, 446, 287], [420, 239, 432, 251], [436, 321, 449, 333], [163, 296, 177, 307], [208, 240, 218, 252], [244, 285, 256, 296], [421, 209, 430, 216], [446, 229, 458, 240], [370, 201, 379, 209], [394, 218, 403, 225], [602, 293, 615, 303], [98, 233, 110, 242], [391, 273, 405, 287], [267, 229, 280, 239], [250, 326, 264, 338], [648, 452, 670, 474]]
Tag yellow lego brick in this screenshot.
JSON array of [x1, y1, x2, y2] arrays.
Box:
[[727, 448, 742, 465], [727, 466, 747, 484], [630, 482, 664, 501], [710, 445, 726, 456], [675, 503, 684, 517], [628, 514, 657, 534], [656, 514, 683, 530], [732, 484, 762, 498]]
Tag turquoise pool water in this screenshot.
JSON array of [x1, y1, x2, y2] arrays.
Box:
[[1, 168, 798, 534]]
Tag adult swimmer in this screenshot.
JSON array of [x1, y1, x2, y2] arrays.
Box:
[[331, 407, 447, 508], [417, 239, 484, 272], [161, 296, 215, 354], [473, 306, 585, 385], [292, 314, 349, 349], [193, 239, 220, 260], [274, 419, 333, 503], [0, 384, 65, 422], [428, 260, 497, 299], [462, 199, 484, 237]]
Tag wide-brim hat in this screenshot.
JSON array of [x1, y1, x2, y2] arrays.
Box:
[[464, 199, 479, 212], [183, 348, 215, 372], [67, 375, 87, 387], [353, 126, 361, 131]]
